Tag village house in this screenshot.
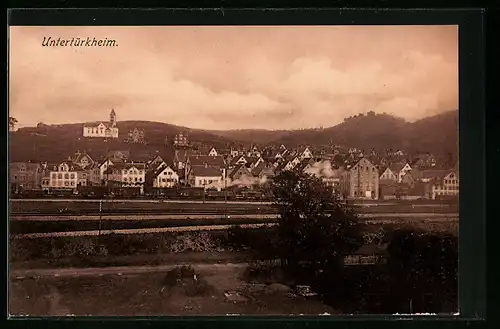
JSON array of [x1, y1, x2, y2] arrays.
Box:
[[70, 151, 95, 170], [388, 162, 413, 183], [340, 157, 379, 200], [230, 147, 241, 158], [85, 163, 102, 186], [83, 109, 119, 138], [251, 162, 275, 180], [98, 158, 116, 182], [151, 164, 179, 188], [188, 165, 223, 191], [430, 171, 459, 200], [173, 132, 189, 147], [49, 161, 84, 190], [185, 155, 226, 179], [174, 149, 198, 171], [245, 156, 264, 169], [411, 153, 437, 169], [229, 155, 248, 168], [9, 162, 42, 192], [417, 169, 453, 183], [246, 145, 262, 158], [379, 166, 398, 182], [206, 147, 218, 157], [228, 164, 252, 182], [105, 162, 146, 194], [283, 156, 302, 171]]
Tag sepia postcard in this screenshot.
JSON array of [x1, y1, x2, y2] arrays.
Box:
[[8, 23, 459, 317]]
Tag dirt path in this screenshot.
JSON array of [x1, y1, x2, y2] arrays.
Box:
[[11, 263, 250, 279]]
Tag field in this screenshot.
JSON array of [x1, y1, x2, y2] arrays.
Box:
[[10, 264, 336, 316], [9, 199, 459, 215]]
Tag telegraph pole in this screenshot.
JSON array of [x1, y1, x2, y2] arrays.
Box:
[[224, 162, 228, 219], [98, 198, 103, 237]]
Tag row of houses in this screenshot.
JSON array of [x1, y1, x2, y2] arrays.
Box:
[[9, 144, 458, 200]]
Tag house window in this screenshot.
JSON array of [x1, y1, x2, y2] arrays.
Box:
[[70, 173, 75, 179], [168, 172, 172, 175], [134, 177, 138, 182], [162, 178, 166, 183], [70, 182, 74, 186], [52, 173, 56, 179], [58, 173, 63, 179], [139, 178, 142, 182], [124, 178, 128, 182], [64, 181, 69, 186], [123, 170, 127, 175], [129, 170, 133, 175], [64, 173, 69, 179]]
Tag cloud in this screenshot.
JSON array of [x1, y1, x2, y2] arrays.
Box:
[[9, 26, 458, 130]]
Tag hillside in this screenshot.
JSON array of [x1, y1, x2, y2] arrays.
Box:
[[207, 129, 292, 145], [8, 121, 234, 162], [250, 111, 458, 159], [8, 111, 458, 162]]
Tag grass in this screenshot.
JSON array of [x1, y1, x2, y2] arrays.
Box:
[[11, 251, 252, 271], [10, 218, 276, 234], [9, 200, 458, 215], [9, 265, 337, 316]]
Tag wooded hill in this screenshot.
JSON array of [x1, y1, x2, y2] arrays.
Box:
[[9, 111, 458, 163]]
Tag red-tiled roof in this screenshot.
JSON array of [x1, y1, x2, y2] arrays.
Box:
[[389, 162, 407, 174], [190, 165, 223, 177], [189, 155, 225, 167], [228, 164, 251, 180]]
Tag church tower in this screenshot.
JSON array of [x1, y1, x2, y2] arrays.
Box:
[[110, 109, 117, 127]]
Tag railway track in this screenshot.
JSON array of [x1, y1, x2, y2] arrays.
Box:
[[10, 212, 459, 221], [11, 216, 459, 239]]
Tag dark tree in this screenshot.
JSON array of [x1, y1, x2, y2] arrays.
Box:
[[270, 170, 363, 276], [386, 229, 458, 313], [9, 117, 18, 130]]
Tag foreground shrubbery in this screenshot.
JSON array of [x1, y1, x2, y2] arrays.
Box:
[[10, 231, 233, 263], [161, 265, 214, 297]]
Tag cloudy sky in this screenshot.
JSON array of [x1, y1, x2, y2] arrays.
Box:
[[9, 25, 458, 130]]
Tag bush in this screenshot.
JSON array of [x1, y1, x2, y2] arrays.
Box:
[[169, 232, 218, 253], [161, 265, 213, 297], [243, 262, 286, 284]]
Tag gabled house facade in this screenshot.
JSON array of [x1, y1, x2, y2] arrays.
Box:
[[431, 171, 459, 200], [208, 147, 218, 157], [229, 165, 252, 181], [339, 157, 379, 200], [49, 161, 84, 190], [379, 167, 398, 182], [188, 165, 223, 191], [152, 165, 179, 188]]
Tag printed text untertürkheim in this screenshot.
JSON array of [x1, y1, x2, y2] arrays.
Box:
[[42, 37, 118, 47]]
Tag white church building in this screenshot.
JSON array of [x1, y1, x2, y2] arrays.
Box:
[[83, 109, 119, 138]]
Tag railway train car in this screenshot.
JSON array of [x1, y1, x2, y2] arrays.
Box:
[[205, 189, 235, 200], [76, 185, 108, 199], [48, 189, 76, 197], [176, 187, 205, 200], [17, 189, 47, 199], [109, 187, 142, 198]]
